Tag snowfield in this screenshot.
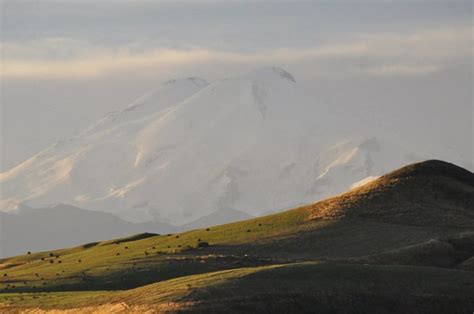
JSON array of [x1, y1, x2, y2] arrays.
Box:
[[0, 67, 466, 224]]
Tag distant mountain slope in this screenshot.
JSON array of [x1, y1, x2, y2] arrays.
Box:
[[0, 204, 176, 258], [0, 205, 255, 258], [178, 208, 253, 230], [1, 68, 466, 225]]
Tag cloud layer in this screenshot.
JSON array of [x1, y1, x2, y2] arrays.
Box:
[[2, 27, 471, 79]]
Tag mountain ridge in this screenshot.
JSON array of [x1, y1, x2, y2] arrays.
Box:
[[0, 68, 469, 225]]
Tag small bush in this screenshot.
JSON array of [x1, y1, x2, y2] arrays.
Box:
[[27, 251, 31, 255], [206, 228, 210, 231], [198, 241, 210, 248], [247, 229, 251, 232]]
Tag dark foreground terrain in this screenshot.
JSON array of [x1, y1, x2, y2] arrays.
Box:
[[0, 160, 473, 313]]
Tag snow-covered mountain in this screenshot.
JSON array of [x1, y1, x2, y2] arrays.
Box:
[[0, 67, 465, 224]]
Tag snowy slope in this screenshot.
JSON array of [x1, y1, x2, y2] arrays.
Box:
[[0, 67, 463, 224]]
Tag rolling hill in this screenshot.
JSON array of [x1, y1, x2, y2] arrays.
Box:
[[0, 204, 176, 258], [0, 205, 252, 258], [0, 160, 473, 313]]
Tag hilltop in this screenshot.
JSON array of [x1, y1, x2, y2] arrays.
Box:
[[308, 159, 474, 227], [0, 160, 473, 313]]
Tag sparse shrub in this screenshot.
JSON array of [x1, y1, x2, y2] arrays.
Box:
[[258, 223, 262, 227], [145, 251, 149, 255], [49, 260, 54, 264], [78, 259, 82, 263], [41, 258, 44, 261], [116, 253, 120, 256], [125, 246, 129, 249], [206, 228, 210, 231], [27, 251, 31, 255], [178, 245, 181, 248], [176, 235, 180, 238], [152, 246, 156, 249], [198, 241, 210, 248], [247, 229, 251, 232], [197, 238, 201, 242], [167, 245, 171, 248], [49, 253, 54, 257], [58, 260, 62, 264], [3, 274, 7, 277]]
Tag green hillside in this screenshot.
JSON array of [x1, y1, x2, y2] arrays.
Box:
[[1, 160, 473, 312]]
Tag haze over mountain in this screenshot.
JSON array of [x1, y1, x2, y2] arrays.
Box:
[[0, 204, 175, 258], [0, 68, 468, 225], [0, 204, 253, 258]]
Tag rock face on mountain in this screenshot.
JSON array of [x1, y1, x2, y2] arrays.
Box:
[[0, 68, 466, 224]]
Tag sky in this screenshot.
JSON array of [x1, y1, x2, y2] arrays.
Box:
[[1, 0, 472, 171]]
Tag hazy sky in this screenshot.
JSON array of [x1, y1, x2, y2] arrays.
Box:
[[1, 0, 472, 171]]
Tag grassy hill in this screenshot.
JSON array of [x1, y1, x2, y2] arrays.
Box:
[[0, 160, 473, 313]]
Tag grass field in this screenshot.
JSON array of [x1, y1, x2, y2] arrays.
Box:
[[0, 160, 473, 312]]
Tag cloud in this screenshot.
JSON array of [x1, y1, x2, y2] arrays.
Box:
[[1, 26, 471, 79]]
